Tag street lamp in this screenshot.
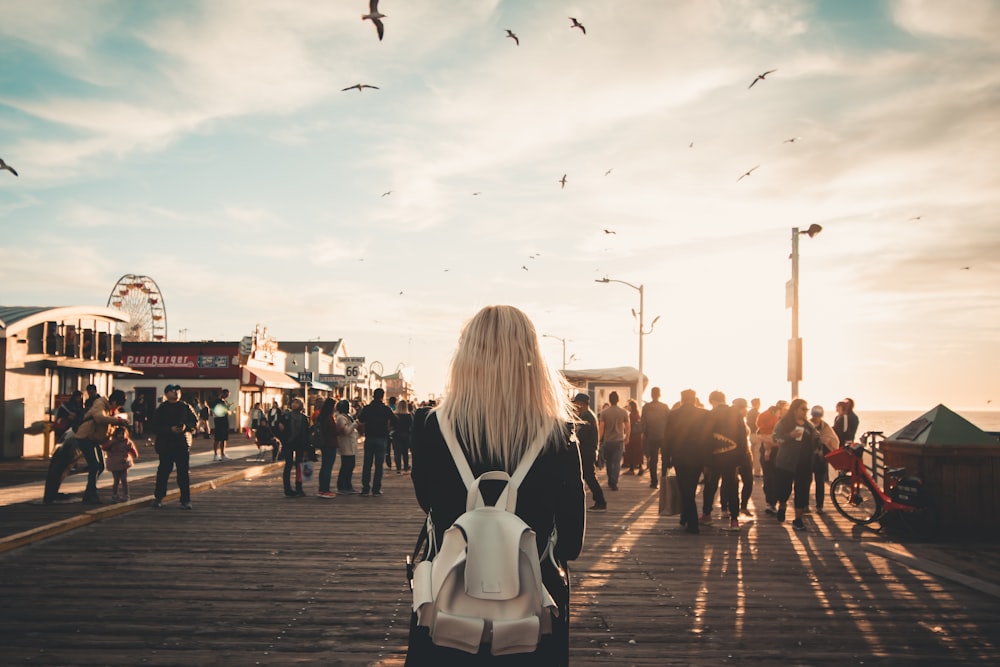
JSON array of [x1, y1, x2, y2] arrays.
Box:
[[542, 334, 571, 370], [788, 224, 822, 399], [595, 277, 660, 403], [367, 360, 384, 397]]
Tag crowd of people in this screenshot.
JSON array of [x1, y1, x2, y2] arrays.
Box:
[[575, 388, 860, 534], [39, 304, 866, 664]]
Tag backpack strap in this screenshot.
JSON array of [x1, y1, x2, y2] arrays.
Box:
[[436, 412, 547, 513]]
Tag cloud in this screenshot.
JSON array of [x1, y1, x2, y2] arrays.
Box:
[[891, 0, 1000, 42]]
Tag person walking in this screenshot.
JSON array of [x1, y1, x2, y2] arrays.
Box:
[[664, 389, 710, 534], [393, 399, 414, 473], [212, 389, 233, 461], [756, 400, 789, 515], [406, 305, 585, 664], [731, 398, 755, 517], [808, 405, 840, 513], [773, 398, 820, 531], [151, 384, 198, 509], [335, 399, 359, 494], [101, 425, 139, 502], [357, 388, 398, 497], [747, 397, 762, 477], [74, 389, 128, 505], [573, 392, 607, 511], [623, 398, 644, 475], [706, 391, 748, 532], [598, 391, 630, 492], [315, 398, 340, 499], [280, 398, 310, 497], [640, 387, 670, 489], [130, 394, 148, 437]]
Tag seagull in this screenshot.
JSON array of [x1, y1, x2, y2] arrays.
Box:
[[362, 0, 385, 41], [0, 158, 17, 177], [522, 265, 529, 271], [909, 216, 923, 221], [689, 142, 694, 148], [342, 84, 379, 92], [559, 174, 567, 189], [570, 17, 586, 34], [748, 69, 777, 89], [603, 228, 616, 235], [605, 168, 613, 176], [961, 266, 971, 270], [783, 137, 800, 143], [506, 29, 519, 45], [737, 165, 759, 181], [381, 190, 392, 197], [472, 191, 481, 196]]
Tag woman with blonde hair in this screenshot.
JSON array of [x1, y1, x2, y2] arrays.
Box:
[[407, 305, 586, 665]]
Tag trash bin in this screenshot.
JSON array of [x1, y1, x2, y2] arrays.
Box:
[[882, 404, 1000, 540]]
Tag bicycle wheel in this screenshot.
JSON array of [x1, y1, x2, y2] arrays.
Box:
[[830, 474, 882, 524]]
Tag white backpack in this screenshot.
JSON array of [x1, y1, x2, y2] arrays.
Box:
[[410, 418, 558, 655]]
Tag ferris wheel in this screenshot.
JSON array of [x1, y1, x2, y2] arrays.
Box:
[[106, 274, 168, 342]]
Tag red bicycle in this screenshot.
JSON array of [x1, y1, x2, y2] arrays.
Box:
[[825, 431, 925, 526]]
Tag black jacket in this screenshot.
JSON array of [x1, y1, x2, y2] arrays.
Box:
[[152, 400, 198, 448], [358, 399, 398, 438], [408, 409, 585, 664], [663, 403, 711, 468]]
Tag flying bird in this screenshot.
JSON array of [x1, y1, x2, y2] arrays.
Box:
[[522, 265, 529, 271], [737, 165, 759, 181], [748, 69, 777, 89], [909, 215, 923, 221], [604, 168, 613, 176], [362, 0, 385, 41], [472, 191, 481, 196], [783, 137, 800, 143], [559, 174, 567, 189], [603, 229, 616, 235], [689, 142, 694, 148], [342, 84, 379, 92], [570, 17, 586, 34], [506, 29, 519, 45], [0, 158, 17, 177], [961, 266, 971, 270], [381, 190, 392, 197]]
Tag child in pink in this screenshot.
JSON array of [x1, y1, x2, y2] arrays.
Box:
[[102, 426, 139, 502]]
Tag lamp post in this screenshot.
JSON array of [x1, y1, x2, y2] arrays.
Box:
[[788, 224, 822, 399], [542, 334, 570, 370], [595, 277, 660, 403]]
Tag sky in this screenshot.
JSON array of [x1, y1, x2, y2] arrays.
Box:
[[1, 0, 999, 411]]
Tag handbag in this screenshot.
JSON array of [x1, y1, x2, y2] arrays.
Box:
[[301, 459, 315, 482], [658, 472, 681, 515]]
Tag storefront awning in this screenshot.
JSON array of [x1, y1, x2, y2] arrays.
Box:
[[242, 366, 301, 389], [42, 358, 144, 376]]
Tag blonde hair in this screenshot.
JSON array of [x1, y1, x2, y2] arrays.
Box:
[[437, 305, 575, 472]]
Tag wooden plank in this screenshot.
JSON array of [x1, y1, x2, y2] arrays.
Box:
[[1, 464, 999, 665]]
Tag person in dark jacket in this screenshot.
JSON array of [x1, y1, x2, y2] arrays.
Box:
[[573, 392, 606, 510], [406, 305, 585, 665], [151, 384, 198, 509], [664, 389, 710, 534], [357, 387, 398, 497], [706, 391, 749, 532], [773, 398, 820, 531], [280, 398, 310, 497]]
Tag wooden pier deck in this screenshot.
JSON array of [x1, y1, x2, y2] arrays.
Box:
[[1, 456, 999, 665]]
